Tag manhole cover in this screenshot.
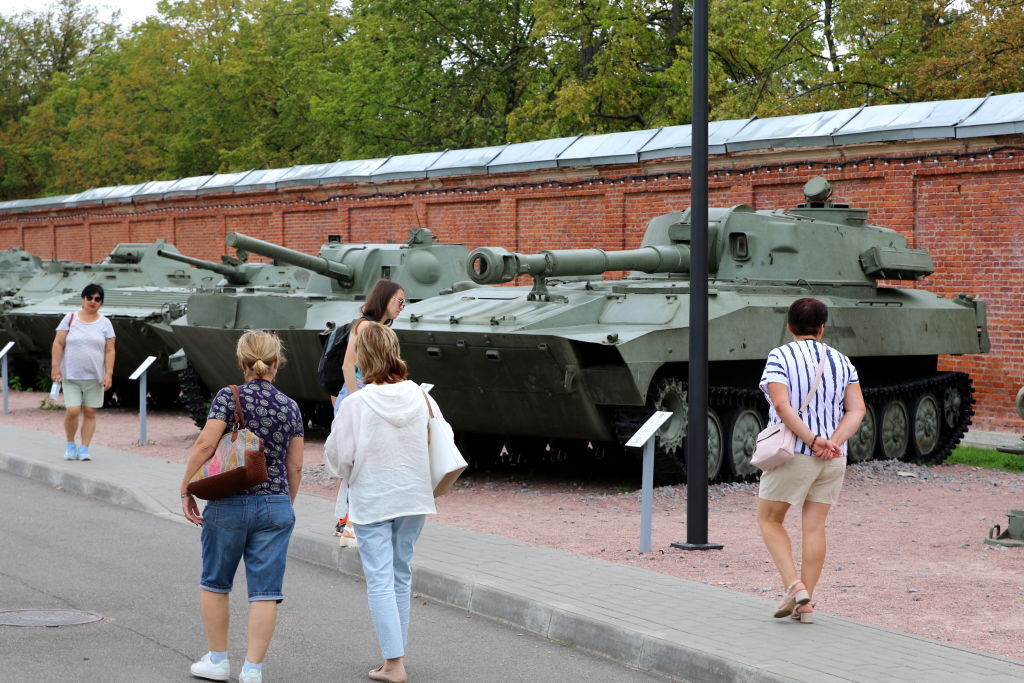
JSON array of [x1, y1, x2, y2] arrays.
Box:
[[0, 609, 104, 627]]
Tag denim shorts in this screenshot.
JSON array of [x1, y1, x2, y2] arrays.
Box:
[[200, 493, 295, 602]]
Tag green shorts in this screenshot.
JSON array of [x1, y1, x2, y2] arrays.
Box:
[[63, 379, 104, 408]]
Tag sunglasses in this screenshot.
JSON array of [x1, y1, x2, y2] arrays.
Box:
[[84, 295, 103, 302], [394, 297, 406, 307]]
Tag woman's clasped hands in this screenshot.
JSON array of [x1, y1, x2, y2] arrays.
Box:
[[811, 436, 842, 460]]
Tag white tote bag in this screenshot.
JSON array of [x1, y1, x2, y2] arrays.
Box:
[[422, 391, 468, 497], [752, 351, 827, 471]]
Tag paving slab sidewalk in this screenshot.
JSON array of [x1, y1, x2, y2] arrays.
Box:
[[3, 422, 1022, 682]]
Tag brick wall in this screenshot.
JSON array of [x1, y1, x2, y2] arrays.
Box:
[[4, 137, 1023, 432]]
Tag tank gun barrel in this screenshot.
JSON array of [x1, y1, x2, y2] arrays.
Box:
[[468, 245, 690, 285], [156, 248, 252, 285], [225, 232, 354, 285]]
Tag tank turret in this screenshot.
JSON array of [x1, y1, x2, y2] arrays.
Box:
[[156, 249, 260, 286], [225, 232, 355, 285], [468, 177, 934, 300]]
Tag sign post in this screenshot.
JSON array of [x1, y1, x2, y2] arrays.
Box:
[[626, 411, 674, 553], [130, 356, 158, 445], [0, 341, 13, 415]]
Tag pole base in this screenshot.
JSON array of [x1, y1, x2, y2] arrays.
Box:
[[670, 541, 724, 551]]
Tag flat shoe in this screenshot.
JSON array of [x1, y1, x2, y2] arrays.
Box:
[[773, 580, 810, 618], [368, 666, 407, 683]]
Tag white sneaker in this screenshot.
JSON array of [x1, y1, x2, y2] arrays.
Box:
[[190, 653, 230, 681], [238, 670, 262, 682]]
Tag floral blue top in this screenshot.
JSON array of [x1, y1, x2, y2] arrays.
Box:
[[207, 379, 304, 496]]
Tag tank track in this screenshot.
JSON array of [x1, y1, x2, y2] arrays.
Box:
[[863, 371, 974, 464], [612, 371, 974, 483], [177, 363, 211, 430], [612, 384, 764, 484]]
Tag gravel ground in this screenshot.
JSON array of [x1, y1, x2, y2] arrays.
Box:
[[5, 390, 1024, 661]]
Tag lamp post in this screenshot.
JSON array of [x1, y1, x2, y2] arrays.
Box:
[[672, 0, 723, 552]]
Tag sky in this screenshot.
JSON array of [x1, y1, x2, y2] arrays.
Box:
[[0, 0, 161, 26]]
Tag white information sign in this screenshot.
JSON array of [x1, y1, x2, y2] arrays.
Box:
[[0, 341, 13, 359], [625, 410, 674, 448], [129, 355, 159, 381]]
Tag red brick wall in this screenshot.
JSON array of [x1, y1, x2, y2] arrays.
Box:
[[2, 138, 1022, 432]]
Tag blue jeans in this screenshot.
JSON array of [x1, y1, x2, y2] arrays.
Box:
[[353, 515, 426, 659], [200, 494, 295, 602]]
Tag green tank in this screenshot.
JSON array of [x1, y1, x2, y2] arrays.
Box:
[[0, 247, 43, 296], [168, 228, 469, 426], [393, 178, 990, 483], [1, 241, 221, 401]]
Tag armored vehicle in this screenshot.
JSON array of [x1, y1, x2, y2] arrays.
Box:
[[1, 241, 222, 400], [0, 247, 43, 296], [393, 178, 990, 483], [168, 228, 469, 426]]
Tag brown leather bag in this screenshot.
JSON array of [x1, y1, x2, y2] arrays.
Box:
[[186, 385, 269, 500]]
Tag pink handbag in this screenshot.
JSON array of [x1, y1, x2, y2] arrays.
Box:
[[752, 351, 827, 471]]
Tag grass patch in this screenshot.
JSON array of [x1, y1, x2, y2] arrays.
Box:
[[946, 446, 1024, 473]]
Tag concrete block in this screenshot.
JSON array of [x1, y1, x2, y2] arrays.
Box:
[[468, 583, 552, 636]]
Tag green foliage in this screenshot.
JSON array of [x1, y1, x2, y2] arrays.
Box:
[[946, 446, 1024, 473], [2, 0, 1024, 199]]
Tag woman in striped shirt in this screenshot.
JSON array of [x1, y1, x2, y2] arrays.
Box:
[[757, 297, 866, 624]]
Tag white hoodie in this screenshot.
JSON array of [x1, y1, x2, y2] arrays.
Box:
[[324, 379, 437, 525]]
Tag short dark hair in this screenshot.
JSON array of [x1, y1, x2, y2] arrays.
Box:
[[81, 283, 104, 301], [361, 279, 404, 322], [788, 297, 828, 335]]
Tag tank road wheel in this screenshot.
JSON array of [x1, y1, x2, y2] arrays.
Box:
[[942, 384, 964, 431], [847, 404, 877, 463], [705, 408, 725, 482], [649, 376, 688, 484], [725, 408, 763, 479], [878, 399, 910, 460], [910, 393, 941, 461]]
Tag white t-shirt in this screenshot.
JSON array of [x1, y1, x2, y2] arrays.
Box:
[[759, 340, 859, 456], [56, 312, 115, 381]]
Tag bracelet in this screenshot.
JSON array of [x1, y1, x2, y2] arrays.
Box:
[[810, 435, 818, 448], [180, 492, 192, 499]]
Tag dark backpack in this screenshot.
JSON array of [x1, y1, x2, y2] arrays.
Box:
[[316, 319, 357, 396]]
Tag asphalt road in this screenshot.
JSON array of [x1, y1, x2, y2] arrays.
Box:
[[0, 471, 663, 682]]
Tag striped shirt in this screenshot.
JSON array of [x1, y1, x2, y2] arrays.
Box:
[[759, 340, 859, 456]]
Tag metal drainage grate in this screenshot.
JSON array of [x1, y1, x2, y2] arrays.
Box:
[[0, 609, 104, 627]]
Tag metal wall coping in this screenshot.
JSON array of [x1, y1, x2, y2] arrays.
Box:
[[5, 91, 1024, 213], [955, 92, 1024, 138]]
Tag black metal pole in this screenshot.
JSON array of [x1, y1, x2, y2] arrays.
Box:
[[672, 0, 722, 552]]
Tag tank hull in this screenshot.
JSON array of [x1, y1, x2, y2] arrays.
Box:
[[170, 293, 368, 403]]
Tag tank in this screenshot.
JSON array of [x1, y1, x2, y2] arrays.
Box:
[[0, 247, 43, 296], [154, 249, 312, 290], [393, 178, 990, 483], [1, 241, 223, 400], [168, 228, 470, 426]]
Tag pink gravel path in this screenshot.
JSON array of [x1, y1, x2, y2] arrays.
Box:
[[5, 390, 1024, 660]]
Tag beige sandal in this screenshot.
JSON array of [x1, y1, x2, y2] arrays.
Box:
[[773, 580, 810, 618], [790, 602, 815, 624]]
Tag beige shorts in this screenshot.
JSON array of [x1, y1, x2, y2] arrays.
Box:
[[63, 379, 104, 408], [758, 454, 847, 506]]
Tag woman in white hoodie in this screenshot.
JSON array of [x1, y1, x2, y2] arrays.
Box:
[[324, 322, 436, 683]]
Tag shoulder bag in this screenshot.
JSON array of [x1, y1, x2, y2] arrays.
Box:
[[752, 349, 828, 471], [422, 390, 468, 497], [186, 385, 269, 500]]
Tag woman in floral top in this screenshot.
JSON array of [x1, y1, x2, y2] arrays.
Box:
[[179, 330, 304, 683]]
